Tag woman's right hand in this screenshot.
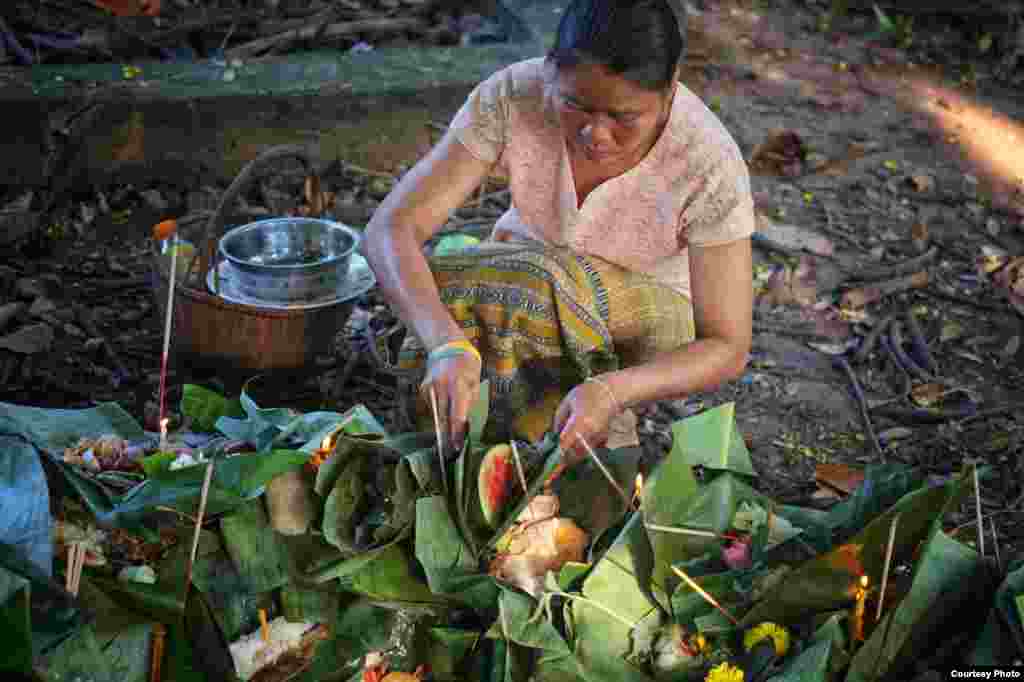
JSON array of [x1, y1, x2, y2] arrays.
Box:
[[420, 345, 482, 452]]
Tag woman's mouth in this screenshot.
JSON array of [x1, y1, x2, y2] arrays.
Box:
[[584, 145, 616, 160]]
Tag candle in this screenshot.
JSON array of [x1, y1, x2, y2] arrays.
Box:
[[159, 417, 169, 452], [851, 575, 869, 642], [632, 473, 643, 511]]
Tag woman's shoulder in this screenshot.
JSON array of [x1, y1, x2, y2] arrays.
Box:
[[662, 83, 748, 177], [481, 57, 550, 102]]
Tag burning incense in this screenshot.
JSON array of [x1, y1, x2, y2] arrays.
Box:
[[428, 386, 447, 492], [182, 459, 215, 606], [671, 565, 739, 626], [576, 435, 631, 510], [158, 232, 179, 452], [876, 513, 900, 623]]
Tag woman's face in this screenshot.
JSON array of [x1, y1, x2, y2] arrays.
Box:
[[553, 62, 675, 168]]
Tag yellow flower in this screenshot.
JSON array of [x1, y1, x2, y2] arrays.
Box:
[[705, 661, 745, 682], [743, 622, 791, 657]]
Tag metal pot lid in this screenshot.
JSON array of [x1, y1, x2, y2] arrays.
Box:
[[207, 253, 376, 311]]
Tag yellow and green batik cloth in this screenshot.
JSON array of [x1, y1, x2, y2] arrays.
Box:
[[398, 239, 695, 444]]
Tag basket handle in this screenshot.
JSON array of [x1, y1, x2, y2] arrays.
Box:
[[192, 145, 314, 294]]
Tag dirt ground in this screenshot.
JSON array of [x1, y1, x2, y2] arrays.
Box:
[[1, 0, 1022, 564]]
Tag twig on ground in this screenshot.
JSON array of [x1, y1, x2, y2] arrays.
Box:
[[840, 271, 930, 309], [974, 462, 986, 557], [849, 246, 939, 283], [833, 355, 885, 459]]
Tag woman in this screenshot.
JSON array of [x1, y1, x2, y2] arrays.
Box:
[[362, 0, 753, 463]]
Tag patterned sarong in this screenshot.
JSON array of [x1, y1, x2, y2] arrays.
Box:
[[399, 239, 695, 444]]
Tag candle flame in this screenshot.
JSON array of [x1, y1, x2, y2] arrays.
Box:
[[320, 434, 333, 451], [860, 575, 869, 588], [160, 418, 168, 435], [635, 473, 643, 492]]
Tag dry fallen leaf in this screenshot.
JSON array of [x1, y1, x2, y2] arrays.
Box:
[[908, 174, 935, 192], [993, 256, 1024, 315], [910, 383, 947, 408], [750, 129, 807, 176], [815, 463, 865, 495]]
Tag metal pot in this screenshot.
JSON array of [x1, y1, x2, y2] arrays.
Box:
[[218, 218, 360, 303]]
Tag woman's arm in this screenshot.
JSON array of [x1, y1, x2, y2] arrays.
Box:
[[601, 238, 753, 407], [362, 130, 495, 351]]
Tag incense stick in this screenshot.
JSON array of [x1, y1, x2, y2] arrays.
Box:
[[671, 565, 739, 625], [428, 386, 448, 492], [576, 435, 631, 509], [158, 234, 178, 452], [876, 513, 900, 622], [182, 459, 215, 606], [73, 543, 85, 596], [510, 440, 534, 520], [990, 517, 1001, 571], [973, 462, 985, 556]]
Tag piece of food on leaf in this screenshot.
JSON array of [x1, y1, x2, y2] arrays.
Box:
[[362, 651, 427, 682], [489, 495, 589, 597], [228, 617, 319, 681], [651, 623, 705, 676], [63, 435, 138, 471], [266, 469, 316, 536]]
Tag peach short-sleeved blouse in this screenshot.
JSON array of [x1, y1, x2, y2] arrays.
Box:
[[448, 58, 756, 300]]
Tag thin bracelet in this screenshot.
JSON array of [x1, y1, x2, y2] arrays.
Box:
[[586, 376, 622, 415], [428, 338, 482, 366]]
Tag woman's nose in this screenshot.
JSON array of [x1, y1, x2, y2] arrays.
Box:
[[581, 119, 614, 144]]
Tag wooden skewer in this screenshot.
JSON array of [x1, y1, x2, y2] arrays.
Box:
[[181, 460, 216, 608], [671, 565, 739, 625], [259, 608, 270, 644], [74, 543, 86, 596], [973, 462, 985, 557], [428, 386, 448, 492], [510, 440, 534, 520], [576, 435, 631, 510], [65, 544, 74, 593], [876, 513, 900, 622], [149, 623, 166, 682], [644, 523, 725, 539], [990, 517, 1001, 571]]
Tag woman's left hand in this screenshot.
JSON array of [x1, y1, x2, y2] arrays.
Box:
[[552, 379, 620, 465]]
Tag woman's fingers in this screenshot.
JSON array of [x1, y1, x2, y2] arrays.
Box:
[[448, 375, 478, 451]]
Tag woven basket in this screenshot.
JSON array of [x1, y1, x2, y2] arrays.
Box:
[[150, 146, 355, 387]]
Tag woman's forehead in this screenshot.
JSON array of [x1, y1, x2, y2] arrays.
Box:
[[553, 63, 666, 113]]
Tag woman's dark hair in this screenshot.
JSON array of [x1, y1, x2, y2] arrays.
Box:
[[546, 0, 687, 92]]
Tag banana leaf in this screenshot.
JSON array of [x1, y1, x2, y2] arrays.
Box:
[[0, 401, 146, 453], [471, 637, 533, 682], [191, 549, 277, 645], [0, 436, 53, 578], [415, 495, 489, 603], [215, 382, 386, 452], [568, 513, 663, 681], [344, 543, 451, 608], [488, 587, 572, 656], [69, 581, 156, 682], [282, 584, 341, 625], [0, 542, 86, 674], [220, 498, 290, 593], [811, 613, 850, 675], [180, 384, 245, 433], [765, 638, 832, 682], [822, 463, 925, 541], [427, 627, 480, 679], [740, 465, 973, 628], [552, 445, 641, 550], [669, 403, 756, 477], [95, 449, 307, 531], [37, 624, 117, 682], [967, 560, 1024, 664], [669, 570, 746, 629], [846, 465, 992, 682]]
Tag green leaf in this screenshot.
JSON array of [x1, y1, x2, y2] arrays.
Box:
[[824, 463, 925, 539], [846, 531, 987, 681], [493, 587, 571, 655], [281, 584, 340, 624], [553, 445, 640, 547], [741, 466, 972, 628], [468, 380, 491, 447], [0, 401, 145, 453], [323, 455, 367, 553], [180, 384, 243, 433], [138, 450, 178, 478], [872, 3, 896, 32], [670, 403, 756, 477], [219, 498, 290, 593], [415, 496, 479, 596], [427, 627, 479, 677], [767, 638, 832, 682], [346, 544, 450, 606]]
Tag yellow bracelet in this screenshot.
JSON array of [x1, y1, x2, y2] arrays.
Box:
[[586, 376, 622, 415], [428, 338, 482, 366]]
